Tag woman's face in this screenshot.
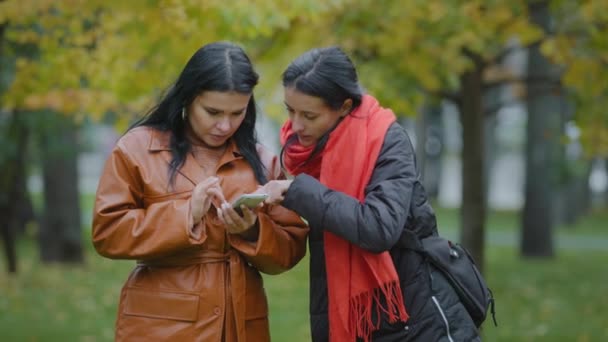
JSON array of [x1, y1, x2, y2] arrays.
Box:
[[187, 91, 251, 147], [283, 87, 350, 147]]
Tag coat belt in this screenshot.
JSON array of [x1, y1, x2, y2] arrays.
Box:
[[136, 248, 248, 339], [137, 249, 238, 267]]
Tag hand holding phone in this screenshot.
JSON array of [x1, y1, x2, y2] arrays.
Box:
[[231, 193, 269, 211], [218, 193, 267, 234]]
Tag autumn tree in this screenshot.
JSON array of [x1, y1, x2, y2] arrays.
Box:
[[0, 0, 346, 269], [259, 0, 608, 270], [522, 1, 561, 258], [280, 1, 546, 272], [2, 0, 606, 270]]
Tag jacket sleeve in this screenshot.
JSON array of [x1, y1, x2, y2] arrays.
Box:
[[228, 148, 309, 275], [282, 123, 416, 253], [92, 143, 205, 260], [228, 206, 308, 275]]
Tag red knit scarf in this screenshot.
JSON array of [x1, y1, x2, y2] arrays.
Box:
[[280, 95, 409, 342]]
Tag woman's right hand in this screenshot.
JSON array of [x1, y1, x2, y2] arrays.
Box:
[[190, 176, 225, 224], [261, 180, 293, 205]]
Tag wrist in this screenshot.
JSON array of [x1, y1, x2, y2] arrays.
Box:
[[236, 220, 260, 242], [188, 214, 205, 240], [284, 180, 293, 195]]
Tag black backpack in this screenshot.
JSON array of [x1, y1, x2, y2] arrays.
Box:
[[399, 230, 497, 328]]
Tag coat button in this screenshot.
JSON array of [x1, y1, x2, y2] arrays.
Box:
[[404, 325, 409, 331], [213, 307, 221, 315]]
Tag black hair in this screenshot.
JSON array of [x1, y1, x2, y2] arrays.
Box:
[[280, 46, 362, 167], [130, 41, 266, 186]]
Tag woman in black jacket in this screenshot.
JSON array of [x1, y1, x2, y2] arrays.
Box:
[[262, 46, 480, 342]]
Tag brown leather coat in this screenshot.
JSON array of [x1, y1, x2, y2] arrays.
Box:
[[92, 127, 308, 342]]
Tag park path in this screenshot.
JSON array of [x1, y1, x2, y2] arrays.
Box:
[[440, 228, 608, 251]]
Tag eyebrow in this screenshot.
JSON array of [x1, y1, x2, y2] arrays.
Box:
[[204, 106, 247, 114], [284, 102, 319, 116]]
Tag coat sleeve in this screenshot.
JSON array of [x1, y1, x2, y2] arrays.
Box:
[[228, 147, 309, 275], [92, 143, 205, 260], [282, 123, 416, 253]]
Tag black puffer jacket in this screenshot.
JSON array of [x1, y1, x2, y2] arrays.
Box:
[[282, 123, 480, 341]]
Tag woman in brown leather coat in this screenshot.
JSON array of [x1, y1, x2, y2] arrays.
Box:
[[92, 42, 308, 342]]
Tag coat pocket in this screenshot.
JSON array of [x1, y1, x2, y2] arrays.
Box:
[[123, 287, 199, 322]]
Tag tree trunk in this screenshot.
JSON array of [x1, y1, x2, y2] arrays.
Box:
[[576, 161, 592, 218], [415, 108, 427, 181], [13, 162, 36, 235], [604, 158, 608, 206], [482, 73, 502, 207], [484, 114, 498, 207], [561, 161, 592, 226], [0, 161, 18, 273], [0, 113, 28, 274], [416, 102, 443, 199], [0, 23, 19, 274], [521, 1, 560, 258], [38, 112, 83, 263], [459, 66, 487, 273]]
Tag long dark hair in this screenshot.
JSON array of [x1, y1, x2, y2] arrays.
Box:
[[280, 46, 363, 167], [131, 42, 266, 186]]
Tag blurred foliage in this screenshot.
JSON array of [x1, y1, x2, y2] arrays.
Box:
[[334, 1, 543, 112], [544, 0, 608, 157], [0, 0, 607, 153], [0, 0, 346, 131]]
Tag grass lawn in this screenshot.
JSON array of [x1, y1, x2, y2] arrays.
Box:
[[1, 207, 607, 341]]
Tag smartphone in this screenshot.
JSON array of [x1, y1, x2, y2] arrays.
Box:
[[231, 193, 269, 210]]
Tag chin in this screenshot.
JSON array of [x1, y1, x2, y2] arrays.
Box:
[[209, 141, 227, 148]]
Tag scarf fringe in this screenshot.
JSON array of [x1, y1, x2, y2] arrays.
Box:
[[349, 281, 409, 342]]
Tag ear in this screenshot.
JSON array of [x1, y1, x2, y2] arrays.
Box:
[[340, 99, 353, 117]]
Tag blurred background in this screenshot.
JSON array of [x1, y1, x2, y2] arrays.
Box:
[[1, 1, 607, 341]]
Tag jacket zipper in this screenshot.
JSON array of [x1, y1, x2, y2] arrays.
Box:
[[431, 296, 455, 342]]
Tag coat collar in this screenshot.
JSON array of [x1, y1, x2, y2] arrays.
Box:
[[147, 129, 172, 152], [147, 129, 243, 185]]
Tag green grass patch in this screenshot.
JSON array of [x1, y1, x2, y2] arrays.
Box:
[[433, 205, 523, 233], [559, 207, 608, 236], [434, 204, 608, 237], [483, 247, 608, 341], [0, 239, 132, 341]]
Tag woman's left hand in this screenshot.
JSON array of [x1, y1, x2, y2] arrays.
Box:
[[217, 201, 258, 235]]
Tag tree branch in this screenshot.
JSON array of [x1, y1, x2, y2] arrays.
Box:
[[462, 47, 486, 69]]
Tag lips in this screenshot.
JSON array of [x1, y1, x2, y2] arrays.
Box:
[[297, 135, 314, 145], [210, 134, 229, 141]]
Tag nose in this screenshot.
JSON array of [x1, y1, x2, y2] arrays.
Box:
[[216, 117, 231, 133], [291, 116, 304, 133]]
